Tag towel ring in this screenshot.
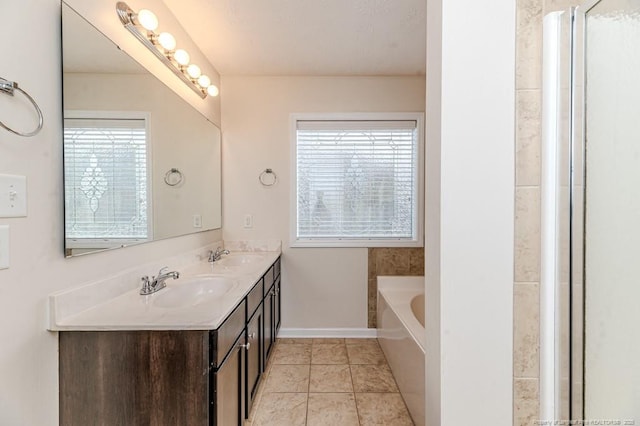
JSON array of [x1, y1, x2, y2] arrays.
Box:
[[0, 77, 43, 137], [164, 168, 184, 186], [259, 168, 277, 187]]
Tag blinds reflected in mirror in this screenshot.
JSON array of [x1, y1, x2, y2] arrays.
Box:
[[64, 116, 151, 248]]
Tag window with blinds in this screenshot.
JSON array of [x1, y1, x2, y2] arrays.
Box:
[[64, 116, 151, 247], [292, 115, 424, 247]]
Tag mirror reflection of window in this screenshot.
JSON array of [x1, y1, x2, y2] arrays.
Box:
[[64, 113, 152, 252]]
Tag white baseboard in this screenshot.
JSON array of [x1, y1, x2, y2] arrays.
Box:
[[277, 328, 377, 339]]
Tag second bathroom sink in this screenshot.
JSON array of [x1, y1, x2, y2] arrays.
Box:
[[152, 275, 238, 309], [215, 253, 265, 267]]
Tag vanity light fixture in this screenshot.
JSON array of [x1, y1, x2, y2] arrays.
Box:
[[116, 2, 219, 99]]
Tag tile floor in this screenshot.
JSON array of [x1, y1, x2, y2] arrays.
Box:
[[246, 338, 414, 426]]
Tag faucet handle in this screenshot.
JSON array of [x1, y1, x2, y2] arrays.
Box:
[[140, 276, 151, 294]]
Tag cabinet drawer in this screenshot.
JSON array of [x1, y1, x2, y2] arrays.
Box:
[[274, 257, 281, 279], [247, 278, 263, 318], [263, 266, 275, 297], [213, 299, 246, 368]]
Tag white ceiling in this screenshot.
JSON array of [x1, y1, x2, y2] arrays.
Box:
[[163, 0, 426, 76]]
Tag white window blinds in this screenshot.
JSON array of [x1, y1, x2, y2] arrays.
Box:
[[64, 117, 150, 243], [294, 119, 420, 246]]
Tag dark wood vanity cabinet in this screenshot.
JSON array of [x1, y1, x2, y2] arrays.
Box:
[[59, 330, 210, 426], [59, 256, 281, 426], [245, 307, 262, 417], [212, 334, 244, 426], [261, 258, 282, 370], [275, 275, 282, 332], [263, 286, 275, 367], [210, 300, 246, 426]]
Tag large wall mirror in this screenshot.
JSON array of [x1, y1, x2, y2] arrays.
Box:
[[62, 2, 221, 257]]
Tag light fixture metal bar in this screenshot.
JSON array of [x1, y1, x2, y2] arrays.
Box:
[[116, 1, 206, 99], [0, 78, 16, 96]]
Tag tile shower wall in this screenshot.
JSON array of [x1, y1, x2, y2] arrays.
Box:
[[367, 248, 424, 328], [514, 0, 578, 424]]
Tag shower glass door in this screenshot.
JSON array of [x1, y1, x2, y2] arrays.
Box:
[[581, 0, 640, 421]]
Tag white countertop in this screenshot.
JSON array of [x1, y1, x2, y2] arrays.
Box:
[[48, 250, 281, 331]]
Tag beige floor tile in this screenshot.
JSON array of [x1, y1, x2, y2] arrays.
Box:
[[345, 338, 380, 346], [252, 393, 308, 426], [278, 338, 313, 345], [307, 393, 359, 426], [263, 364, 310, 392], [351, 364, 398, 392], [263, 357, 275, 376], [272, 343, 312, 365], [355, 393, 414, 426], [309, 365, 353, 392], [347, 342, 387, 365], [312, 338, 345, 344], [311, 343, 348, 364]]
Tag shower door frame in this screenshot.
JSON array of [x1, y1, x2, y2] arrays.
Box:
[[570, 0, 604, 421]]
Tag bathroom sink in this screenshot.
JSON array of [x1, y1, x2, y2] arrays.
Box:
[[152, 276, 238, 309], [216, 254, 265, 267]]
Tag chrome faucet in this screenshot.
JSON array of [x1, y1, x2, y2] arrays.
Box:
[[140, 267, 180, 295], [208, 247, 230, 263]]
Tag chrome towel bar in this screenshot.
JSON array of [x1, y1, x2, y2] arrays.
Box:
[[0, 77, 43, 137]]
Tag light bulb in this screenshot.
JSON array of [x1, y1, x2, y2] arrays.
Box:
[[187, 64, 201, 79], [197, 75, 211, 88], [174, 49, 190, 66], [158, 32, 176, 51], [137, 9, 158, 32], [207, 85, 219, 97]]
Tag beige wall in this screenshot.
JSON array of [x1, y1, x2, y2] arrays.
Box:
[[0, 1, 221, 425], [514, 0, 579, 424], [221, 76, 425, 330]]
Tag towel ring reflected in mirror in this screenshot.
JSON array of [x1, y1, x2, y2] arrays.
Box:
[[259, 168, 277, 187], [0, 77, 44, 137], [164, 168, 184, 186]]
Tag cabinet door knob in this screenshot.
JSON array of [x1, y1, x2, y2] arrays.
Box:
[[248, 332, 256, 340], [239, 342, 251, 351]]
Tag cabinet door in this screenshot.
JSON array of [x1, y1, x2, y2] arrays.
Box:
[[263, 287, 275, 369], [246, 311, 262, 418], [214, 340, 243, 426], [275, 276, 281, 334]]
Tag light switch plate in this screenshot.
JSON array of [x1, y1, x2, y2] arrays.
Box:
[[0, 174, 27, 218], [0, 225, 9, 270]]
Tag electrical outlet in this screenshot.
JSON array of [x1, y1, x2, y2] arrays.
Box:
[[0, 225, 9, 270], [193, 214, 202, 228], [243, 214, 253, 229]]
